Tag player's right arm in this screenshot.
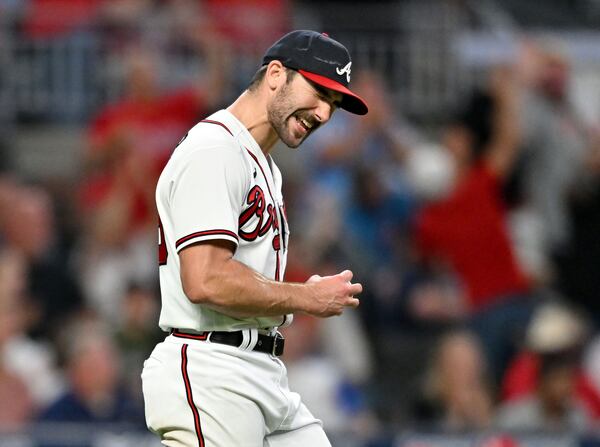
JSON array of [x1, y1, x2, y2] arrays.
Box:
[[179, 240, 361, 318]]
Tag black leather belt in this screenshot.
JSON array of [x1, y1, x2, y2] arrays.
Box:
[[171, 329, 285, 357]]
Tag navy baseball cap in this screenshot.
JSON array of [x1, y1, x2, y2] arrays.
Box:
[[262, 30, 369, 115]]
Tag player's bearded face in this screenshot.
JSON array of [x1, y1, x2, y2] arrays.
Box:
[[267, 81, 320, 148]]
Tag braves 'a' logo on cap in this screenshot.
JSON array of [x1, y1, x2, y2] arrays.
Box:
[[336, 61, 352, 83]]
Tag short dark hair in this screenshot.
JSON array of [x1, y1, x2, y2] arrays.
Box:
[[247, 65, 297, 92], [450, 88, 493, 159]]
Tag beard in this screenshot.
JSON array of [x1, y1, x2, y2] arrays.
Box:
[[267, 83, 318, 148]]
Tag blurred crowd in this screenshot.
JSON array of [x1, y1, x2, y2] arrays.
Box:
[[1, 1, 600, 446]]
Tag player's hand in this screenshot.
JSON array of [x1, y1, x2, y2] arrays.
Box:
[[304, 270, 362, 317]]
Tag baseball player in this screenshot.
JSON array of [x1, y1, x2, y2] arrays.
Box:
[[141, 30, 369, 447]]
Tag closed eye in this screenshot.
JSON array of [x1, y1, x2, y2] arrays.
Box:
[[317, 94, 340, 111], [311, 83, 342, 109]]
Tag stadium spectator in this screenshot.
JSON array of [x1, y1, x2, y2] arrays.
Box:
[[500, 303, 600, 427], [113, 283, 163, 405], [77, 31, 228, 321], [411, 330, 493, 431], [1, 185, 83, 340], [520, 41, 594, 260], [81, 50, 207, 238], [203, 0, 290, 55], [0, 362, 33, 430], [0, 250, 35, 430], [496, 348, 589, 432], [0, 248, 65, 411], [38, 318, 144, 428], [80, 23, 228, 236], [412, 65, 536, 382]]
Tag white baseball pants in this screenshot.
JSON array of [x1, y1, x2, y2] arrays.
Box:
[[141, 333, 331, 447]]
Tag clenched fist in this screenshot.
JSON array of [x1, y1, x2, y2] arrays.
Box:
[[303, 270, 362, 317]]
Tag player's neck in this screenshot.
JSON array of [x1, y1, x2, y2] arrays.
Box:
[[228, 91, 279, 155]]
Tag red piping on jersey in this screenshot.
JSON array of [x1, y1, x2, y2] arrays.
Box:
[[200, 119, 233, 136], [244, 149, 276, 200], [172, 330, 210, 341], [181, 344, 206, 447], [244, 148, 284, 281], [176, 229, 239, 250], [278, 208, 287, 251]]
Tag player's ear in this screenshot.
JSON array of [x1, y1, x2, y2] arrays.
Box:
[[264, 61, 286, 92]]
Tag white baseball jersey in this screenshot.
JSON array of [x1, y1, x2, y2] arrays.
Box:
[[156, 109, 292, 332]]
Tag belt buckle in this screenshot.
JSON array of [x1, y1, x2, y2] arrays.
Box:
[[272, 332, 285, 356]]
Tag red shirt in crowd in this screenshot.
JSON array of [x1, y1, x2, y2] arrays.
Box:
[[415, 163, 530, 313], [502, 352, 600, 420], [22, 0, 104, 39], [88, 88, 202, 171], [81, 88, 204, 231], [203, 0, 290, 50]]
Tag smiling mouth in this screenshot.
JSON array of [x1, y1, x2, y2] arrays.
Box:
[[292, 113, 317, 135], [299, 117, 313, 131]]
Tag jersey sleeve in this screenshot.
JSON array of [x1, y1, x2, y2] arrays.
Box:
[[170, 146, 247, 253]]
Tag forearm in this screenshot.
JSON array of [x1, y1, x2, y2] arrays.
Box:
[[486, 67, 522, 176], [179, 241, 361, 319], [492, 88, 520, 152], [190, 257, 312, 318], [179, 242, 315, 318]]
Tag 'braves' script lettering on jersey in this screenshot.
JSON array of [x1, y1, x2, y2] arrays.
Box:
[[239, 185, 279, 241]]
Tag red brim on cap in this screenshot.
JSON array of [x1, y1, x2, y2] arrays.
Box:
[[299, 69, 369, 115]]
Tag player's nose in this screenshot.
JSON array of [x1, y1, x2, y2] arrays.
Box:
[[314, 98, 334, 124]]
